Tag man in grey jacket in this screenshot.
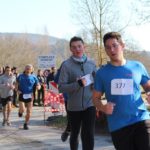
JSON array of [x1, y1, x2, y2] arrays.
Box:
[[58, 36, 97, 150]]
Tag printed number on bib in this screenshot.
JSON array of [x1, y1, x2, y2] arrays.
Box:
[[111, 79, 133, 95]]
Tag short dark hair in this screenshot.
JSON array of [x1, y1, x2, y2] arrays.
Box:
[[103, 32, 123, 46], [69, 36, 84, 47], [5, 66, 11, 71], [12, 66, 17, 70]]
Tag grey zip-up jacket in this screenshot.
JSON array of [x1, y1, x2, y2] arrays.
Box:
[[58, 56, 97, 111]]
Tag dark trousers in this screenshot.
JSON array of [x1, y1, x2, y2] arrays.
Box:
[[68, 106, 96, 150], [37, 86, 44, 105], [33, 85, 36, 104], [111, 120, 150, 150], [64, 101, 71, 132], [0, 96, 2, 108], [13, 90, 17, 105]]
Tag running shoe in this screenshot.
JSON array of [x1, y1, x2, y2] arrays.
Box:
[[24, 123, 29, 130]]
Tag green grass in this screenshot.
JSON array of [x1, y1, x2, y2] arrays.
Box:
[[46, 115, 67, 129]]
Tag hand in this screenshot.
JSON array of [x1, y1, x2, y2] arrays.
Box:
[[103, 102, 115, 115], [77, 77, 87, 87], [18, 90, 22, 94], [81, 78, 87, 87], [146, 92, 150, 104], [36, 84, 41, 90], [10, 84, 15, 90], [5, 83, 15, 89], [6, 83, 10, 87]]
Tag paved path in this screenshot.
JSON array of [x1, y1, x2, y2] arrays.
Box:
[[0, 107, 115, 150]]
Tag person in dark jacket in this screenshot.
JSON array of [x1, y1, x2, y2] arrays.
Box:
[[11, 67, 19, 107], [54, 64, 71, 142], [37, 69, 46, 106], [46, 67, 56, 89]]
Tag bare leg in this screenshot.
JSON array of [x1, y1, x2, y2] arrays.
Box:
[[6, 101, 12, 122], [2, 105, 7, 122], [19, 101, 25, 114], [25, 101, 33, 124], [6, 101, 12, 125]]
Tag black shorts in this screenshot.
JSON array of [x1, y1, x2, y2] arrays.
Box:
[[111, 120, 150, 150], [19, 94, 32, 103], [1, 96, 13, 107]]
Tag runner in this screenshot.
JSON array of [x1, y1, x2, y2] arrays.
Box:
[[0, 66, 16, 126], [93, 32, 150, 150], [16, 64, 41, 130]]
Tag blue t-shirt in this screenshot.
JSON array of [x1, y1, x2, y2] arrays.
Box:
[[17, 73, 39, 94], [94, 60, 150, 132]]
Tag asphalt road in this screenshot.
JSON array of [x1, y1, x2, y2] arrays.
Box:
[[0, 106, 115, 150]]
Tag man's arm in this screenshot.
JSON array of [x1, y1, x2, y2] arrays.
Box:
[[92, 90, 115, 115], [58, 64, 81, 93], [0, 77, 4, 88], [36, 83, 41, 90], [15, 81, 22, 94], [33, 75, 41, 90], [142, 80, 150, 104]]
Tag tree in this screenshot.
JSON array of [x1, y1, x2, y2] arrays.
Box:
[[71, 0, 150, 65], [131, 0, 150, 25], [0, 33, 51, 72]]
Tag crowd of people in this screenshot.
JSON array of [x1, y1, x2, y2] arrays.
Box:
[[0, 32, 150, 150], [0, 65, 57, 129]]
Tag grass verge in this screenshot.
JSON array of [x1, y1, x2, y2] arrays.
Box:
[[46, 115, 67, 129]]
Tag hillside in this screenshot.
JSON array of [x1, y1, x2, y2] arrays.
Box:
[[0, 32, 149, 73], [0, 32, 69, 70], [0, 32, 61, 45]]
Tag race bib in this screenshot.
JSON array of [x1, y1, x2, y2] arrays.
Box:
[[23, 94, 32, 99], [111, 79, 133, 95]]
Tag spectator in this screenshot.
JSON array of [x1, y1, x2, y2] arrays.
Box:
[[54, 64, 71, 142], [46, 67, 56, 89], [37, 69, 46, 106], [58, 36, 97, 150], [11, 67, 19, 107]]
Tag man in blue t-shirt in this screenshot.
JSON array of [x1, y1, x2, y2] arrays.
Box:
[[16, 64, 40, 130], [93, 32, 150, 150]]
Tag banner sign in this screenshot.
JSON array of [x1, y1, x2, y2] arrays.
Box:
[[38, 55, 56, 69]]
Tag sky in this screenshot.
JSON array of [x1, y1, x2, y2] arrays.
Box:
[[0, 0, 150, 51], [0, 0, 79, 38], [126, 24, 150, 51]]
